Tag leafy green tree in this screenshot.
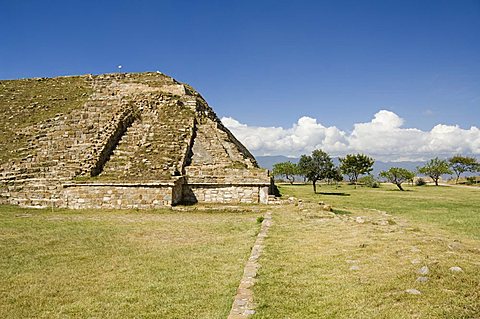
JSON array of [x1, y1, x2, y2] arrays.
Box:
[[418, 157, 452, 186], [297, 149, 335, 193], [380, 167, 415, 191], [448, 155, 479, 184], [272, 161, 298, 184], [339, 153, 375, 184], [327, 167, 343, 184]]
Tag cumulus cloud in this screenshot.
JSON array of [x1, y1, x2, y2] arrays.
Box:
[[222, 110, 480, 161]]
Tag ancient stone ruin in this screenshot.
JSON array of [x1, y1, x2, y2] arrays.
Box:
[[0, 72, 273, 209]]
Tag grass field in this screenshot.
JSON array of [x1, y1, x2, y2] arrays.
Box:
[[0, 206, 263, 318], [280, 183, 480, 239], [1, 184, 479, 318], [254, 183, 480, 318]]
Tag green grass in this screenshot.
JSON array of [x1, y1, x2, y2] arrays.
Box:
[[253, 183, 480, 318], [280, 183, 480, 239], [0, 205, 261, 318]]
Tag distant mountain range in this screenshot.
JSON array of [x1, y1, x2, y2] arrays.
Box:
[[255, 155, 426, 177]]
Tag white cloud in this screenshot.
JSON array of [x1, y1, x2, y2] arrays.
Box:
[[222, 110, 480, 161]]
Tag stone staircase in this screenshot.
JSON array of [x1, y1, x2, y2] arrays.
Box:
[[98, 94, 195, 181], [99, 110, 153, 179], [185, 112, 264, 184]]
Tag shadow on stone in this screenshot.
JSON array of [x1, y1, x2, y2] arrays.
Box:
[[178, 186, 198, 205]]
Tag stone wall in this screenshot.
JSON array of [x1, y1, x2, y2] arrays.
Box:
[[183, 184, 270, 204], [62, 179, 183, 209], [0, 178, 63, 208], [186, 165, 271, 184]]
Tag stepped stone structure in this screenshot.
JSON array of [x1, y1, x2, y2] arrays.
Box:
[[0, 72, 273, 209]]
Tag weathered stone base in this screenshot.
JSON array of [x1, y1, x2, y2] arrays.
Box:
[[1, 179, 272, 209], [62, 181, 183, 209], [183, 184, 270, 204], [0, 178, 63, 208]]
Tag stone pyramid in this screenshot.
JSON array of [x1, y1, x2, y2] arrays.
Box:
[[0, 72, 272, 208]]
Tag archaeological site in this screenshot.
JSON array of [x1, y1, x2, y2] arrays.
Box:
[[0, 72, 273, 209]]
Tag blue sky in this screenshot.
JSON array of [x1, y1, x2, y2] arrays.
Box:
[[1, 0, 479, 159]]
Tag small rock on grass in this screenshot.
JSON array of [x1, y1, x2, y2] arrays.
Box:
[[355, 217, 365, 224], [322, 204, 333, 212], [372, 220, 389, 226], [416, 276, 429, 283], [405, 289, 422, 295], [349, 265, 360, 271], [417, 266, 429, 275], [448, 241, 462, 250], [449, 266, 463, 272]]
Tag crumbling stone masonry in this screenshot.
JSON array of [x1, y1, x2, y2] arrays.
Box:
[[0, 72, 273, 209]]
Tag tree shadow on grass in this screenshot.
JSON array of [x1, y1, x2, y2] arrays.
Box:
[[332, 209, 351, 215], [316, 192, 351, 196]]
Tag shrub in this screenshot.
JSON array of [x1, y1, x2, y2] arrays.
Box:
[[466, 176, 476, 185], [358, 175, 380, 188], [415, 178, 426, 186]]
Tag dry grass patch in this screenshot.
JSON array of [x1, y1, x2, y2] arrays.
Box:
[[0, 205, 262, 318]]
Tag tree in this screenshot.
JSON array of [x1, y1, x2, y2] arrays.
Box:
[[448, 155, 479, 184], [339, 153, 375, 184], [327, 167, 343, 184], [380, 167, 415, 191], [297, 149, 335, 193], [272, 161, 298, 184], [417, 157, 452, 186]]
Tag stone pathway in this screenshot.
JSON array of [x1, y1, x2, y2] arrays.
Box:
[[227, 212, 273, 319]]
